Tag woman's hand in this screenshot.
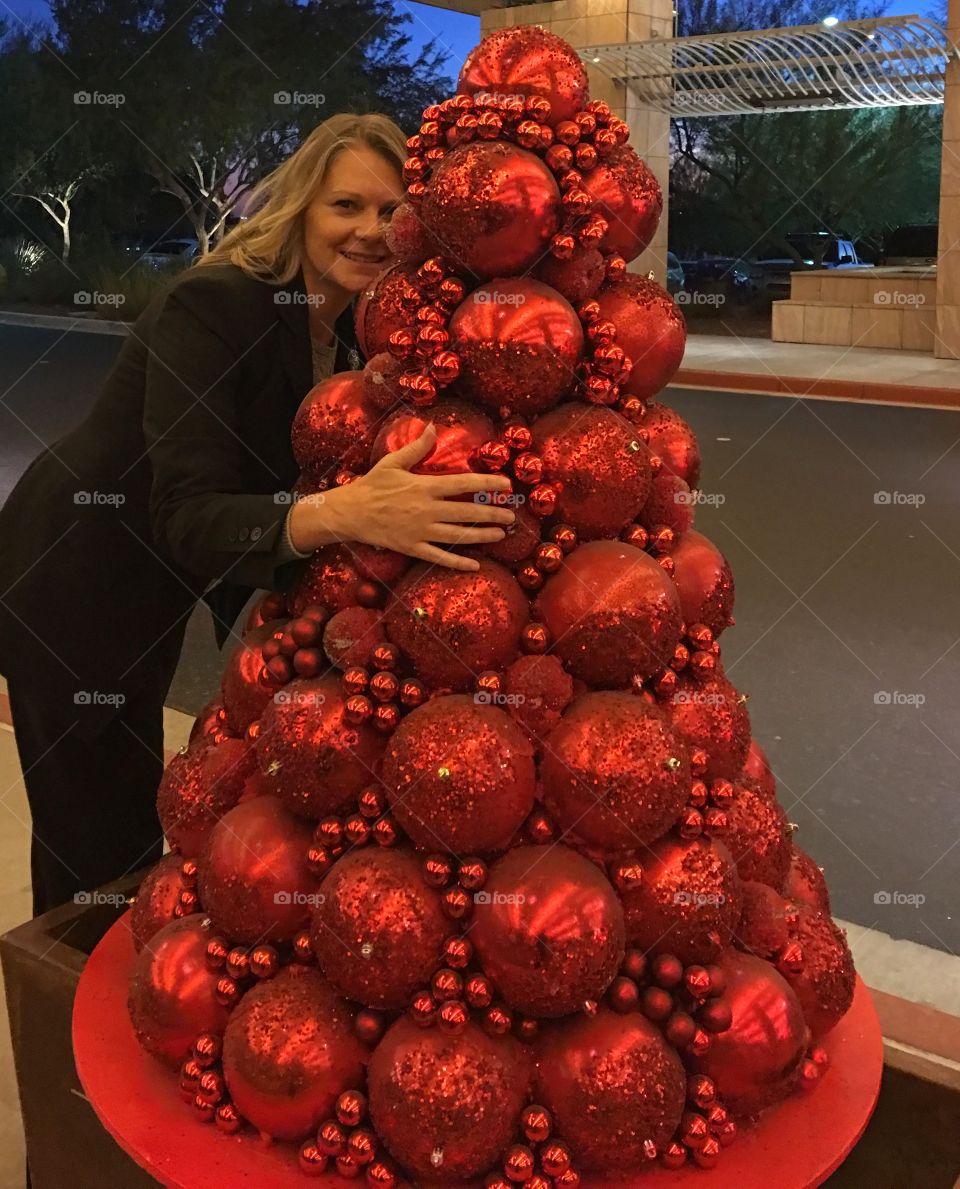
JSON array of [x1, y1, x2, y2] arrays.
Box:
[[288, 424, 517, 572]]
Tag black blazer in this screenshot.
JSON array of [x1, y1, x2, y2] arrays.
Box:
[[0, 261, 362, 740]]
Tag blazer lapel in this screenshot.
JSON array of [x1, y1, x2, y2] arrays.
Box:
[[272, 268, 315, 407]]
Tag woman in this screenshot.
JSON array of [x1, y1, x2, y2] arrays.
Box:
[[0, 112, 515, 918]]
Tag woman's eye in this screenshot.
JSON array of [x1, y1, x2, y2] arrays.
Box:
[[334, 199, 355, 210]]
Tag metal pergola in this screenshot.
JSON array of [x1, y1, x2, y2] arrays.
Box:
[[579, 16, 959, 117]]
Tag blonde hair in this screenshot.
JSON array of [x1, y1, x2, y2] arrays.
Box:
[[197, 112, 408, 285]]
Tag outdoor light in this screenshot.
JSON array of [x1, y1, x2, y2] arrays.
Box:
[[822, 15, 839, 26]]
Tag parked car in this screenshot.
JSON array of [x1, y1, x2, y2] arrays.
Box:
[[880, 224, 937, 267], [138, 237, 200, 269], [666, 251, 685, 294], [781, 232, 871, 269], [678, 256, 763, 300]]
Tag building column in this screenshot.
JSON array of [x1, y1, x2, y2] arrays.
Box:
[[935, 0, 960, 356], [479, 0, 674, 285]]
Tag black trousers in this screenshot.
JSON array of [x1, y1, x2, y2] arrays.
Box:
[[7, 675, 171, 919]]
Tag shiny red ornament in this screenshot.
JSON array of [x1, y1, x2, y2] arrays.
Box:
[[667, 673, 752, 782], [596, 276, 686, 400], [736, 880, 792, 957], [783, 845, 832, 913], [533, 247, 606, 305], [541, 692, 690, 850], [457, 26, 589, 127], [385, 560, 528, 692], [581, 146, 662, 263], [255, 674, 385, 819], [369, 1018, 532, 1182], [448, 278, 584, 418], [535, 540, 682, 687], [534, 1007, 685, 1173], [724, 780, 792, 889], [129, 853, 193, 953], [783, 907, 855, 1038], [291, 372, 383, 478], [471, 844, 626, 1017], [421, 141, 561, 279], [354, 262, 425, 359], [157, 734, 258, 859], [693, 949, 810, 1116], [220, 623, 287, 735], [620, 836, 743, 964], [310, 847, 448, 1009], [196, 796, 322, 944], [530, 404, 652, 541], [383, 695, 535, 852], [639, 472, 695, 538], [369, 397, 496, 476], [502, 653, 574, 744], [630, 399, 701, 488], [189, 698, 230, 743], [289, 543, 408, 616], [127, 916, 231, 1069], [222, 965, 365, 1141], [670, 530, 735, 638]]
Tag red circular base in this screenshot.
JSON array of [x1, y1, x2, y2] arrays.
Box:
[[74, 915, 882, 1189]]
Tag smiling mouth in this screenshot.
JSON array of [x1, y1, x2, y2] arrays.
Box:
[[341, 249, 388, 265]]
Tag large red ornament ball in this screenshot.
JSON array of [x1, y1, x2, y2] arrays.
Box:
[[736, 880, 792, 958], [666, 672, 751, 781], [472, 844, 625, 1016], [157, 734, 257, 859], [465, 501, 542, 566], [385, 201, 436, 261], [534, 1008, 685, 1172], [369, 397, 496, 475], [724, 780, 792, 889], [694, 949, 809, 1116], [309, 848, 448, 1009], [620, 836, 743, 964], [458, 26, 590, 126], [631, 398, 701, 488], [581, 146, 663, 262], [290, 543, 409, 616], [541, 692, 690, 851], [220, 622, 285, 735], [197, 796, 322, 944], [502, 653, 574, 744], [595, 275, 686, 400], [383, 695, 535, 852], [323, 606, 387, 669], [385, 560, 528, 692], [421, 142, 561, 279], [222, 965, 366, 1141], [255, 675, 385, 819], [448, 279, 584, 418], [669, 529, 735, 637], [291, 371, 382, 478], [128, 854, 192, 953], [783, 845, 831, 913], [535, 540, 682, 687], [638, 471, 695, 538], [368, 1016, 533, 1183], [127, 916, 231, 1068], [533, 246, 605, 305], [784, 908, 855, 1038], [531, 403, 652, 540], [354, 261, 422, 359], [741, 737, 777, 800]]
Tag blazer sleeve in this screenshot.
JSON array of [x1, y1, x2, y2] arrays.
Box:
[[142, 272, 294, 591]]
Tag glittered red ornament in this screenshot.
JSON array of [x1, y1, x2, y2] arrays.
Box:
[[290, 543, 409, 616], [666, 673, 751, 781], [369, 397, 496, 475], [157, 735, 257, 859], [736, 880, 792, 958], [669, 530, 735, 638], [255, 675, 385, 819], [541, 692, 690, 851], [784, 907, 855, 1038], [693, 949, 809, 1116], [220, 622, 286, 736], [128, 854, 192, 953], [534, 1008, 685, 1172], [535, 540, 682, 687], [471, 844, 625, 1017], [197, 796, 322, 944], [362, 351, 406, 411], [383, 695, 535, 852], [309, 848, 448, 1009], [741, 736, 777, 800], [385, 201, 436, 261], [464, 502, 542, 566], [620, 836, 743, 964], [724, 780, 792, 889], [581, 146, 662, 263], [385, 560, 528, 692], [322, 606, 387, 670], [596, 276, 686, 400], [531, 404, 652, 540], [127, 916, 231, 1068], [533, 247, 606, 305], [222, 965, 366, 1141], [502, 653, 574, 744], [354, 261, 424, 359], [457, 27, 589, 126], [783, 845, 832, 914], [368, 1016, 532, 1183], [291, 372, 383, 478], [448, 279, 584, 418], [630, 399, 701, 488], [421, 142, 561, 279]]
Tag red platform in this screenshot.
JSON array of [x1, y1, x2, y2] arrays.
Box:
[[74, 915, 883, 1189]]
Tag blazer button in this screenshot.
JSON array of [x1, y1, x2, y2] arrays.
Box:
[[238, 527, 250, 542], [251, 526, 262, 541], [227, 528, 238, 543]]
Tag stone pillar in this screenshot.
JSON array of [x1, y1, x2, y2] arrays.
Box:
[[479, 0, 674, 284], [935, 0, 960, 356]]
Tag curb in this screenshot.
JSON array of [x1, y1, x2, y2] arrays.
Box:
[[671, 367, 960, 410], [0, 310, 131, 336]]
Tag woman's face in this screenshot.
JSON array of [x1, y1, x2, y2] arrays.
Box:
[[302, 142, 404, 295]]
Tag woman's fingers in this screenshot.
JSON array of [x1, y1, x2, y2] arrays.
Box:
[[378, 423, 436, 469], [426, 524, 507, 546], [431, 500, 516, 525], [408, 542, 481, 571], [423, 471, 514, 497]]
